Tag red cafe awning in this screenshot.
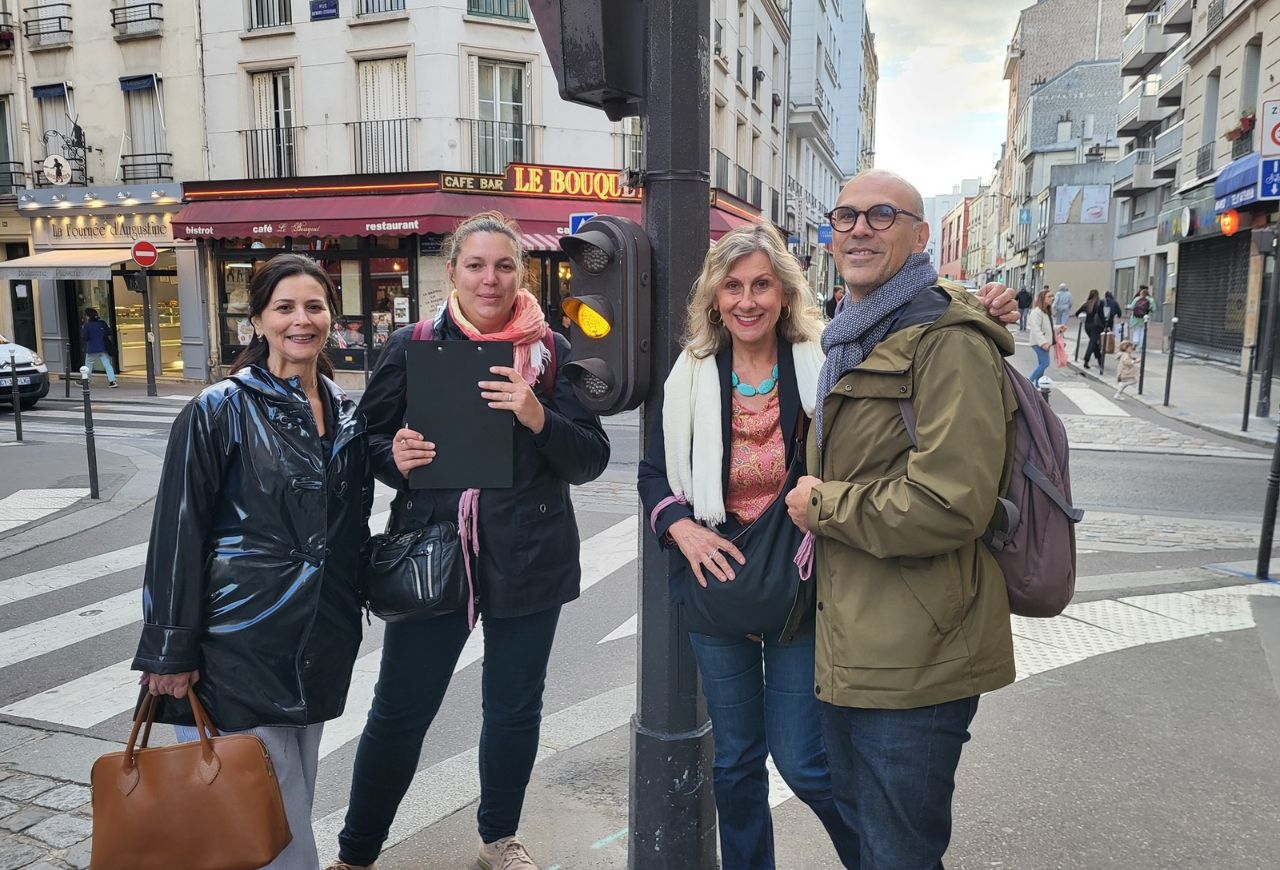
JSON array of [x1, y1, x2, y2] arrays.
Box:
[[173, 191, 755, 242]]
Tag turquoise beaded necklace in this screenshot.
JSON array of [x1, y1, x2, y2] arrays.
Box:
[[731, 364, 779, 397]]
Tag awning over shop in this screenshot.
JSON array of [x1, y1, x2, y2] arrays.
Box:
[[1214, 151, 1261, 212], [0, 247, 167, 280], [174, 191, 759, 242]]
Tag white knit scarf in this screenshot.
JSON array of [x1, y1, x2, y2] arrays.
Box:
[[663, 340, 825, 525]]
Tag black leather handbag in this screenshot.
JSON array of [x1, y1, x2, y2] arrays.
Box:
[[679, 412, 807, 639], [363, 522, 470, 622]]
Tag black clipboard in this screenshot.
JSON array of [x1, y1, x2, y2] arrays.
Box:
[[406, 340, 514, 489]]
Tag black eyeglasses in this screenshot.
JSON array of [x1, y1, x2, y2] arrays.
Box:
[[825, 204, 924, 232]]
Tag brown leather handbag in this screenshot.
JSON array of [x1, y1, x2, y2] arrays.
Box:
[[90, 690, 292, 870]]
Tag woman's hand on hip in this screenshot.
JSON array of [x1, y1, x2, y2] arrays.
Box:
[[392, 427, 436, 479], [480, 366, 546, 434], [139, 670, 200, 699], [668, 518, 745, 587]]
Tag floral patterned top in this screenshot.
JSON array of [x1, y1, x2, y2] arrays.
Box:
[[725, 392, 787, 523]]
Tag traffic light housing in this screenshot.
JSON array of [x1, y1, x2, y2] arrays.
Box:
[[528, 0, 644, 121], [559, 215, 651, 415]]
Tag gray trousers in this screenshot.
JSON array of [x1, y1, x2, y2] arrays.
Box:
[[175, 722, 324, 870]]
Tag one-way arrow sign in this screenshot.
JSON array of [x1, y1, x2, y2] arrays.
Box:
[[1259, 158, 1280, 200]]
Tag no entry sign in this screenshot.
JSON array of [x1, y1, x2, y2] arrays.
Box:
[[131, 240, 159, 268]]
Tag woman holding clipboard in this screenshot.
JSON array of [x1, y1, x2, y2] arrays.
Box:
[[329, 211, 609, 870]]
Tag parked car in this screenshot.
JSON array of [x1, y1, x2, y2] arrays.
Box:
[[0, 333, 50, 409]]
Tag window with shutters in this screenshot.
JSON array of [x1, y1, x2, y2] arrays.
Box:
[[32, 83, 85, 186], [246, 69, 297, 178], [468, 58, 529, 174], [120, 75, 171, 181], [355, 57, 410, 173], [0, 99, 18, 193]]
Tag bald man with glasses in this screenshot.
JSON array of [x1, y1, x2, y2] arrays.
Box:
[[786, 169, 1018, 868]]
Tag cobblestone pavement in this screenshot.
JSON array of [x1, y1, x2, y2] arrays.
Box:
[[0, 770, 91, 870], [1078, 511, 1261, 553], [1062, 414, 1265, 458]]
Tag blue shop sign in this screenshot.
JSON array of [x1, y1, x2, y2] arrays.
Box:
[[311, 0, 339, 20], [1214, 151, 1261, 213], [818, 224, 833, 244]]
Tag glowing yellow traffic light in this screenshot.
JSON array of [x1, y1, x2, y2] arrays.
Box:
[[562, 296, 613, 339]]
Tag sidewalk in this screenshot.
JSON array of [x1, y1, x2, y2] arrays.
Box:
[[1045, 323, 1279, 449], [43, 373, 206, 407]]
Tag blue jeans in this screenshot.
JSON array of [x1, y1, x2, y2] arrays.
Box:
[[688, 631, 859, 870], [337, 606, 562, 864], [820, 696, 980, 870], [84, 352, 115, 383], [1029, 345, 1050, 387]]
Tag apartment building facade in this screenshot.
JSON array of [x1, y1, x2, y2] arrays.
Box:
[[938, 196, 971, 282], [0, 0, 205, 379], [1157, 0, 1279, 368]]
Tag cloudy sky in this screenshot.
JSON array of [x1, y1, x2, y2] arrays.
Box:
[[864, 0, 1031, 197]]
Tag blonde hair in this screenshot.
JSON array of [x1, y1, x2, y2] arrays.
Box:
[[682, 223, 824, 358], [1118, 339, 1135, 353], [443, 210, 527, 287]]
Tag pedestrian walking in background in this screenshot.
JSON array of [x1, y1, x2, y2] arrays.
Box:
[[638, 223, 860, 869], [133, 253, 373, 870], [1053, 282, 1074, 326], [1114, 339, 1139, 399], [81, 308, 118, 387], [1028, 288, 1055, 387], [784, 169, 1016, 869], [1075, 289, 1107, 373], [1104, 290, 1124, 343], [824, 284, 845, 319], [1129, 285, 1155, 350], [329, 211, 610, 870], [1016, 285, 1032, 331]]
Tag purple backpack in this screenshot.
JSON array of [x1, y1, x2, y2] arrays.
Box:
[[899, 360, 1083, 618]]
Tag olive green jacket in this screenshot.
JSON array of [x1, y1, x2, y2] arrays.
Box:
[[805, 285, 1017, 709]]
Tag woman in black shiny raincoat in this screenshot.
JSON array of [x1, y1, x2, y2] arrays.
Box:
[[133, 253, 372, 870]]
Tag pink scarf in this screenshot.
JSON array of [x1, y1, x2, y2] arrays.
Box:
[[449, 287, 551, 629]]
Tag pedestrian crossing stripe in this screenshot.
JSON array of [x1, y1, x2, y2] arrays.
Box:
[[0, 488, 89, 534]]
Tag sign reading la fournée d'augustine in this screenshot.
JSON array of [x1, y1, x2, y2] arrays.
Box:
[[34, 213, 176, 248]]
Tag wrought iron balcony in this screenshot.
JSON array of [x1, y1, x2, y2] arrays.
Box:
[[0, 162, 25, 194], [0, 11, 14, 50], [358, 0, 406, 14], [618, 132, 644, 170], [1208, 0, 1226, 33], [466, 0, 526, 20], [714, 149, 731, 190], [736, 166, 749, 201], [1231, 133, 1254, 160], [459, 118, 534, 175], [242, 127, 300, 179], [1195, 142, 1215, 178], [771, 189, 781, 225], [120, 152, 173, 183], [23, 3, 71, 47], [111, 2, 162, 36], [749, 175, 763, 208], [351, 118, 413, 174], [248, 0, 291, 30]]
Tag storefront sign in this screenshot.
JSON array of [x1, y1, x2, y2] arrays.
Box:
[[34, 213, 176, 248], [441, 172, 507, 192], [508, 164, 641, 202]]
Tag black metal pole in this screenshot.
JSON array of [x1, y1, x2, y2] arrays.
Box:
[[630, 0, 717, 867], [79, 366, 99, 500], [1162, 316, 1177, 407], [141, 267, 158, 397], [8, 348, 21, 442], [1073, 317, 1083, 361], [1257, 417, 1280, 579], [1245, 345, 1257, 433], [1138, 318, 1149, 395], [1256, 239, 1280, 418], [63, 339, 71, 398]]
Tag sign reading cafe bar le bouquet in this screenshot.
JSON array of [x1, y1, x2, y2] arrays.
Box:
[[441, 163, 643, 203]]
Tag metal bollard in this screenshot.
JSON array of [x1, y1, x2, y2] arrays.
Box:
[[1073, 318, 1084, 361], [1257, 415, 1280, 580], [1162, 316, 1178, 408], [1137, 318, 1150, 396], [63, 340, 71, 398], [8, 348, 21, 442], [1244, 346, 1257, 433], [79, 366, 100, 500]]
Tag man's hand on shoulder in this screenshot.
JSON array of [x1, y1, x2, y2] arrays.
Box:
[[978, 283, 1019, 324], [786, 475, 823, 532]]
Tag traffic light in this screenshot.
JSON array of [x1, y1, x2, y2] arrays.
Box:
[[528, 0, 644, 121], [559, 215, 651, 414]]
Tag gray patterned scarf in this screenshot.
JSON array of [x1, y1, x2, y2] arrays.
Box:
[[816, 252, 938, 455]]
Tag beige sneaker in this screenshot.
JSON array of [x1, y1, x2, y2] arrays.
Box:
[[324, 862, 377, 870], [477, 835, 539, 870]]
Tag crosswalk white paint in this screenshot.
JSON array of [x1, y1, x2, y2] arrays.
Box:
[[1055, 384, 1129, 417], [0, 588, 138, 669], [0, 543, 148, 606], [598, 614, 637, 644], [0, 488, 89, 533], [20, 409, 183, 425], [15, 422, 165, 438]]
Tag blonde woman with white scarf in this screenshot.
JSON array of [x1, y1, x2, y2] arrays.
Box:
[[638, 223, 859, 868]]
